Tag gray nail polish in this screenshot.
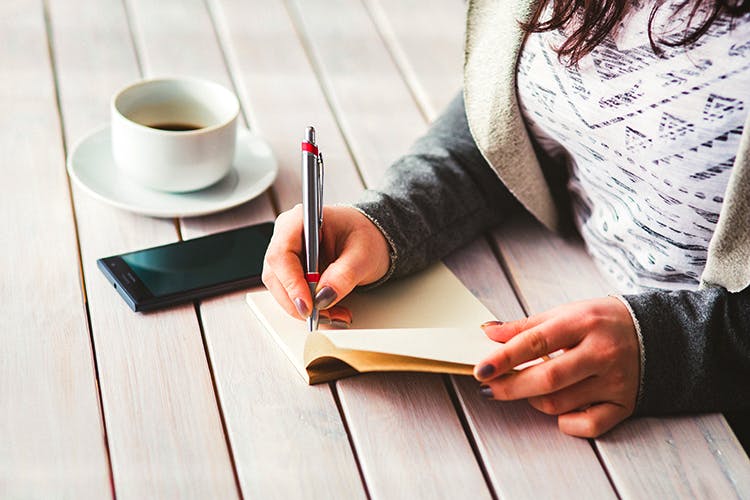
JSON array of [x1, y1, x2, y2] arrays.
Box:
[[294, 297, 309, 318], [314, 286, 337, 310], [479, 385, 494, 398], [331, 319, 350, 329], [476, 363, 495, 379]]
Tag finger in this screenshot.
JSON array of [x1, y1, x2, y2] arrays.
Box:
[[481, 310, 555, 343], [261, 267, 305, 319], [263, 205, 313, 316], [474, 316, 585, 381], [482, 347, 597, 400], [327, 306, 353, 325], [319, 306, 353, 328], [264, 250, 312, 315], [527, 376, 601, 415], [270, 204, 305, 252], [558, 402, 631, 438], [314, 247, 369, 310]]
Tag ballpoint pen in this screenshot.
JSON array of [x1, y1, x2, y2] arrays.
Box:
[[302, 126, 324, 332]]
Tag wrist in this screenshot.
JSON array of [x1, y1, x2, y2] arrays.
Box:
[[610, 294, 646, 411], [342, 204, 397, 287]]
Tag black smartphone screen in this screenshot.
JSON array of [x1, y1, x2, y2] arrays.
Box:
[[98, 222, 274, 311]]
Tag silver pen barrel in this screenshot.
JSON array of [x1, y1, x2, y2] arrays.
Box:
[[302, 126, 321, 330]]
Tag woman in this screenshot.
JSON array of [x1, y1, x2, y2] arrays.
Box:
[[262, 0, 750, 440]]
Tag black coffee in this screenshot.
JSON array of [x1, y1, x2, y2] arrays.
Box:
[[149, 122, 203, 131]]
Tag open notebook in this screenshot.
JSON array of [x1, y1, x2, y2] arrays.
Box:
[[246, 262, 503, 384]]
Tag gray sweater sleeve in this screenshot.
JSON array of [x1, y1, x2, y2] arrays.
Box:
[[624, 286, 750, 415], [351, 93, 522, 281], [353, 92, 750, 417]]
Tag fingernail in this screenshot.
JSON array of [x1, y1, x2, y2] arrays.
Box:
[[479, 385, 494, 398], [476, 363, 495, 379], [314, 286, 337, 309], [331, 319, 350, 329], [481, 320, 504, 329], [294, 297, 309, 318]]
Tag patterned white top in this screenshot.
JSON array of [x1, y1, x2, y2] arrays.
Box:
[[516, 1, 750, 293]]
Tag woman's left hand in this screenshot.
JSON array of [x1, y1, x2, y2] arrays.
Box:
[[474, 297, 640, 438]]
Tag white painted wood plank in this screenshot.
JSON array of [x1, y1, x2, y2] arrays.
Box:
[[443, 238, 525, 318], [332, 2, 613, 498], [289, 0, 429, 188], [124, 0, 233, 89], [598, 415, 750, 498], [46, 0, 238, 497], [497, 215, 616, 312], [494, 214, 750, 498], [208, 0, 364, 208], [0, 2, 111, 497], [453, 378, 616, 499], [338, 373, 488, 499], [196, 292, 367, 499], [125, 0, 367, 496], [363, 0, 466, 121]]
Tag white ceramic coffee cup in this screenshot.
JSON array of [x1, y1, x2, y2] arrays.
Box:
[[111, 77, 239, 192]]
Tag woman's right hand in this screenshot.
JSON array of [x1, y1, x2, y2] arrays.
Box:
[[262, 204, 391, 320]]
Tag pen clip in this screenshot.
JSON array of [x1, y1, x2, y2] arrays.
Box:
[[317, 152, 324, 226]]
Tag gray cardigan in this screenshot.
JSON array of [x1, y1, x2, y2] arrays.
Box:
[[352, 0, 750, 416]]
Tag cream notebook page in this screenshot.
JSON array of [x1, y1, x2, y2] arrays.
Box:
[[246, 262, 501, 380]]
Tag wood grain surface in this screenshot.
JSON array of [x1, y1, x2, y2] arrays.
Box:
[[339, 373, 491, 499], [3, 0, 747, 496], [363, 0, 466, 120], [0, 2, 111, 497]]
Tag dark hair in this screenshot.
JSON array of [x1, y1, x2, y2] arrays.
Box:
[[522, 0, 750, 66]]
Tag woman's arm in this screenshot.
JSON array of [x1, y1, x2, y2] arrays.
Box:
[[262, 92, 520, 317], [353, 92, 522, 282], [625, 285, 750, 415]]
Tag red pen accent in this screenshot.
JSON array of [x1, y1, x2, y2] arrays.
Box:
[[301, 142, 318, 155], [305, 272, 321, 283]]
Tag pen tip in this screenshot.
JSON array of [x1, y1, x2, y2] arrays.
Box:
[[305, 126, 315, 144]]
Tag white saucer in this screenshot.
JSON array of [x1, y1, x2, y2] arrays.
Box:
[[67, 126, 278, 218]]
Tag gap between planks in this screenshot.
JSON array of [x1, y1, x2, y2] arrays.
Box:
[[360, 0, 433, 123], [193, 303, 245, 499], [441, 375, 499, 500]]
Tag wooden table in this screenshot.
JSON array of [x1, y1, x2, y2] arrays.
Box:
[[3, 0, 749, 497]]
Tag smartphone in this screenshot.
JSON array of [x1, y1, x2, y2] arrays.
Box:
[[97, 222, 274, 312]]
